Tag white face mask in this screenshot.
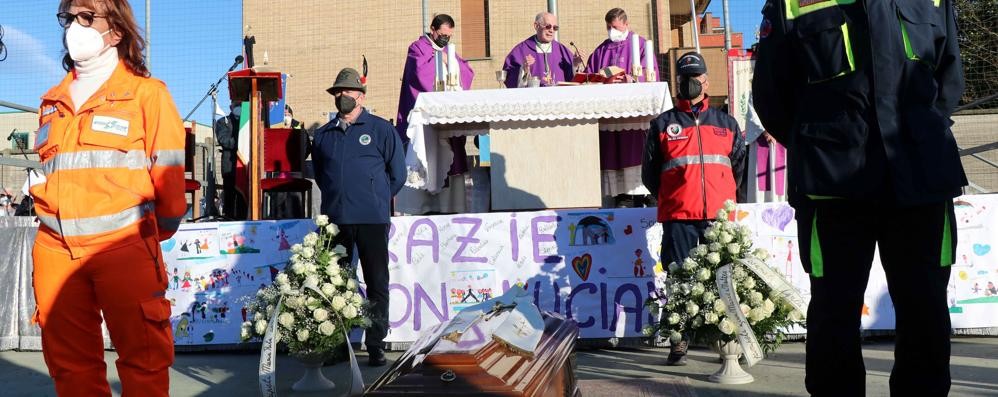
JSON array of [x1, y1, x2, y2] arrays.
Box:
[[66, 22, 111, 62], [608, 28, 628, 43], [284, 116, 292, 126]]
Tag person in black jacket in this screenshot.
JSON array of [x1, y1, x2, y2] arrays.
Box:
[[753, 1, 965, 396], [214, 101, 247, 220], [313, 68, 405, 367]]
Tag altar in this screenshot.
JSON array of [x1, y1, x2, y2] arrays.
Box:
[[400, 83, 672, 212]]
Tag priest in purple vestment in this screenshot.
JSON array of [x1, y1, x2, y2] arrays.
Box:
[[502, 12, 582, 88], [587, 8, 659, 207], [396, 14, 475, 176], [585, 8, 659, 83]]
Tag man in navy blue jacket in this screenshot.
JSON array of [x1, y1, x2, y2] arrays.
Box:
[[312, 68, 405, 366]]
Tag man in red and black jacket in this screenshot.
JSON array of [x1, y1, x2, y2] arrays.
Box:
[[641, 51, 746, 365]]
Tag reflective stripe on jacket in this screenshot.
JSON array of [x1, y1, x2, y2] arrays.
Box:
[[34, 60, 186, 258], [642, 98, 746, 222]]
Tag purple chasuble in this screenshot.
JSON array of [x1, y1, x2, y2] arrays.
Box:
[[395, 35, 475, 175], [585, 31, 659, 82], [502, 36, 576, 88], [585, 31, 659, 171]]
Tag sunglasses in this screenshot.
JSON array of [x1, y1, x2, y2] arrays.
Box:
[[538, 24, 559, 32], [57, 11, 106, 28]]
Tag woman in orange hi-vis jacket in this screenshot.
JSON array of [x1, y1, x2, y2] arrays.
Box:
[[32, 1, 186, 395]]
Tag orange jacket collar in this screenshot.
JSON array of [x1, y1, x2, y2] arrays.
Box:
[[41, 60, 142, 111]]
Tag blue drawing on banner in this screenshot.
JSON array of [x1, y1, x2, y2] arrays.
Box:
[[162, 239, 177, 252], [448, 269, 496, 314], [568, 215, 616, 246]]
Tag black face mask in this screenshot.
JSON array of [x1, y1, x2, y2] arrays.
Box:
[[433, 35, 450, 48], [335, 95, 357, 114], [678, 76, 703, 101]]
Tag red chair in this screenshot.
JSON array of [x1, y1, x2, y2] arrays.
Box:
[[262, 128, 312, 219], [184, 125, 201, 220]]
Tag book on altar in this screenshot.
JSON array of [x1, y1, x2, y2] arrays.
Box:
[[571, 66, 627, 84]]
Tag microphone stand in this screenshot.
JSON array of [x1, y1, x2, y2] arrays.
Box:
[[187, 61, 240, 222]]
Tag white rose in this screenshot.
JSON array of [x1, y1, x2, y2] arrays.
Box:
[[753, 248, 770, 261], [302, 232, 319, 246], [789, 310, 803, 322], [669, 331, 683, 343], [667, 312, 681, 325], [691, 316, 704, 328], [342, 305, 358, 319], [709, 242, 723, 253], [719, 232, 734, 244], [296, 329, 310, 342], [727, 243, 741, 255], [325, 264, 341, 276], [694, 245, 709, 257], [697, 268, 711, 282], [241, 326, 251, 340], [306, 297, 318, 307], [284, 297, 300, 309], [718, 318, 737, 335], [343, 291, 355, 301], [686, 302, 700, 316], [331, 296, 347, 311], [318, 321, 336, 336], [279, 283, 293, 294], [315, 214, 329, 227], [325, 223, 339, 235], [321, 283, 336, 297], [278, 313, 295, 328], [331, 275, 344, 286], [266, 305, 275, 316], [724, 200, 737, 212], [691, 283, 705, 296], [346, 279, 357, 290], [253, 312, 264, 322], [333, 244, 347, 255], [350, 294, 363, 305], [680, 258, 696, 272], [713, 299, 727, 314], [704, 312, 719, 324], [302, 247, 315, 259], [732, 266, 747, 280], [702, 291, 716, 303], [255, 320, 268, 335], [641, 326, 655, 336], [740, 304, 751, 316], [763, 299, 776, 315], [291, 262, 306, 275], [705, 228, 718, 240], [313, 308, 329, 322], [749, 308, 769, 323], [275, 273, 289, 286], [716, 209, 729, 220], [706, 252, 721, 265], [749, 291, 764, 306], [743, 277, 756, 290], [739, 224, 752, 238], [291, 244, 303, 254], [667, 262, 680, 273], [304, 275, 319, 290]]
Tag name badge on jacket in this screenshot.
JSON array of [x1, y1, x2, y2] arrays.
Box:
[[91, 116, 130, 136]]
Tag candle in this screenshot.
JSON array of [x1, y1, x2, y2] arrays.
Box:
[[630, 33, 641, 76], [447, 43, 460, 90], [644, 40, 656, 82], [434, 50, 445, 91]]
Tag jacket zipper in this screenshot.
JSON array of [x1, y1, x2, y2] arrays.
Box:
[[693, 113, 708, 220]]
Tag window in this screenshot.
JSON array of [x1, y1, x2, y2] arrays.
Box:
[[461, 0, 490, 59]]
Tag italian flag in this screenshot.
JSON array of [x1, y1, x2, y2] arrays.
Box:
[[234, 104, 252, 199]]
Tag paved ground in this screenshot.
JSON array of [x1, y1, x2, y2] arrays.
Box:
[[1, 336, 996, 396]]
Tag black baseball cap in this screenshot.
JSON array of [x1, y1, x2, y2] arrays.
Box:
[[676, 51, 707, 76]]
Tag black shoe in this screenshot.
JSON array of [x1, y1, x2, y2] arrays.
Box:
[[665, 340, 689, 366], [367, 346, 387, 367]]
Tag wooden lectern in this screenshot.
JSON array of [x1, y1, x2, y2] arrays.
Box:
[[227, 67, 283, 220]]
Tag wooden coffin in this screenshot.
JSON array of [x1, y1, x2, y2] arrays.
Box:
[[366, 311, 580, 397]]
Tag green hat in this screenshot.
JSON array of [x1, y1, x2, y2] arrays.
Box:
[[326, 68, 366, 95]]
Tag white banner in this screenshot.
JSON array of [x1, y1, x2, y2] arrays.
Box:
[[163, 196, 998, 345]]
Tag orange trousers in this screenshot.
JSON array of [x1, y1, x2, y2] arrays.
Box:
[[32, 231, 173, 397]]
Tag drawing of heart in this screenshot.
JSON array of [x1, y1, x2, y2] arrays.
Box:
[[973, 244, 991, 256], [572, 254, 593, 281], [762, 206, 794, 231], [624, 225, 633, 235], [737, 210, 750, 221]]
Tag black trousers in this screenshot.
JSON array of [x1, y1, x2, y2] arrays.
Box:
[[334, 224, 390, 349], [660, 220, 711, 267], [797, 199, 955, 397], [221, 171, 247, 220]]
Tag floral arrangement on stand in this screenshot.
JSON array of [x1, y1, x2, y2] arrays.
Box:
[[646, 201, 805, 355], [241, 214, 371, 356]]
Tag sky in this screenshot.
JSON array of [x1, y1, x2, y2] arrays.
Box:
[[0, 0, 243, 125], [706, 0, 768, 47]]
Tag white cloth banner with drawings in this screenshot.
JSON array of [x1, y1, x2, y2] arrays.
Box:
[[162, 195, 998, 346]]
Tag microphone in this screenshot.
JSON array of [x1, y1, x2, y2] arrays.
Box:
[[6, 128, 15, 141], [228, 55, 244, 71], [569, 41, 587, 72]]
